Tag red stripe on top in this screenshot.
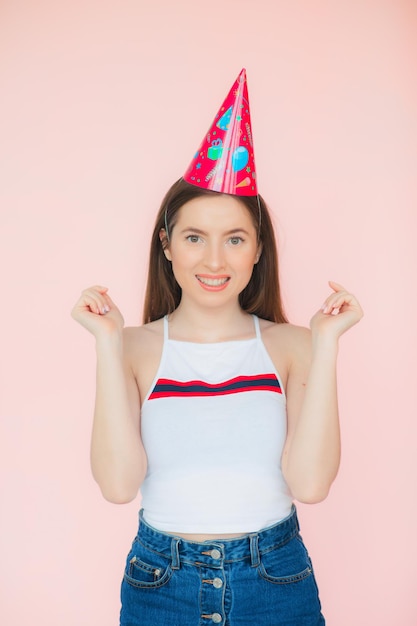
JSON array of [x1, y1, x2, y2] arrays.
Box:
[[154, 374, 279, 389], [148, 373, 282, 400]]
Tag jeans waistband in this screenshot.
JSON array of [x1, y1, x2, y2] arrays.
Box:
[[137, 505, 299, 569]]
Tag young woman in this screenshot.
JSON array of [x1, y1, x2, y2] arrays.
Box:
[[71, 71, 363, 624]]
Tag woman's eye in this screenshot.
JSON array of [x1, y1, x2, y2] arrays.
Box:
[[186, 235, 201, 243], [229, 237, 243, 245]]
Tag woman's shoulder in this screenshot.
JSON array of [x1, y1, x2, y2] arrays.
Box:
[[259, 318, 312, 364], [255, 319, 311, 389], [123, 318, 164, 340], [122, 319, 166, 393], [258, 318, 311, 347], [123, 318, 165, 357]]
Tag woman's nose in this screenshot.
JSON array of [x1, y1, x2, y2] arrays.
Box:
[[204, 241, 225, 271]]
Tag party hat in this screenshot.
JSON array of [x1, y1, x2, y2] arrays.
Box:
[[183, 68, 258, 196]]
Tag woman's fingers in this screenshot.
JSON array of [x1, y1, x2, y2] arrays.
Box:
[[313, 281, 364, 338], [328, 280, 345, 292], [321, 281, 356, 315], [80, 287, 111, 315], [71, 286, 113, 322], [71, 285, 124, 337]]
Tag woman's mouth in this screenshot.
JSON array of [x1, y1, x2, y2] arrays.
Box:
[[196, 275, 230, 291]]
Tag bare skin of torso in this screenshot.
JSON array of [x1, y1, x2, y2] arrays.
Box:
[[166, 531, 247, 541], [123, 314, 307, 543]]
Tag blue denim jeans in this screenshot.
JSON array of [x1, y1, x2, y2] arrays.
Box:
[[120, 505, 325, 625]]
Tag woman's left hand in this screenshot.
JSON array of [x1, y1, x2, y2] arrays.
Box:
[[310, 281, 364, 339]]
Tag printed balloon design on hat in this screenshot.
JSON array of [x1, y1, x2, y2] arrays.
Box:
[[232, 147, 249, 171], [217, 107, 232, 131], [183, 69, 258, 196]]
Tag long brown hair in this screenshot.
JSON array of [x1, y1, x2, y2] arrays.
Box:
[[142, 178, 288, 324]]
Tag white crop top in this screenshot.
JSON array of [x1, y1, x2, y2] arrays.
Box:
[[140, 315, 293, 533]]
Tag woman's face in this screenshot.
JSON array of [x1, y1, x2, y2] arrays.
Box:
[[161, 194, 261, 309]]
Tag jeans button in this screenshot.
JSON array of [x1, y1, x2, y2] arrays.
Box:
[[212, 577, 223, 589], [210, 549, 221, 559], [212, 614, 222, 624]]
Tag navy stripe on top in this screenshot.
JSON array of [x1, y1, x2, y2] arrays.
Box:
[[149, 373, 282, 400]]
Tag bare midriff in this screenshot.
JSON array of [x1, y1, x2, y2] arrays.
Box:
[[166, 531, 247, 542]]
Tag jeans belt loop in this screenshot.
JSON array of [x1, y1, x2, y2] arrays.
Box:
[[170, 538, 181, 570], [249, 534, 260, 568]]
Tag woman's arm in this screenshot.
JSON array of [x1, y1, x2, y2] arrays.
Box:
[[72, 286, 147, 503], [281, 281, 363, 503]]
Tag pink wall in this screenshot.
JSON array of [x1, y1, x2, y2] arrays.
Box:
[[1, 1, 416, 624]]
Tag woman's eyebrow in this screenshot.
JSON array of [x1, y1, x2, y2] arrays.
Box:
[[223, 228, 250, 236], [179, 227, 207, 235], [179, 227, 251, 235]]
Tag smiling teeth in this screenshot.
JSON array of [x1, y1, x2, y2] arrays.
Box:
[[198, 277, 229, 286]]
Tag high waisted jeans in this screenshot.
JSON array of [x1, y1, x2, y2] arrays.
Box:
[[120, 505, 325, 625]]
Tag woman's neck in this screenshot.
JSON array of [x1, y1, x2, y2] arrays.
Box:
[[167, 302, 255, 343]]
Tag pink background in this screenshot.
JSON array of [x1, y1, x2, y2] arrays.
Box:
[[1, 1, 416, 624]]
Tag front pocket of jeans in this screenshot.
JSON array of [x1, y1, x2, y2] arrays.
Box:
[[257, 535, 313, 585], [124, 553, 173, 589]]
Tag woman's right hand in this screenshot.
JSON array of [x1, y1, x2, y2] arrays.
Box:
[[71, 285, 124, 338]]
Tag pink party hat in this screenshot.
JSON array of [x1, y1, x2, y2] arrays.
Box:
[[183, 69, 258, 196]]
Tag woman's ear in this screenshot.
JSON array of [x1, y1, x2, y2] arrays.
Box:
[[159, 229, 172, 260], [255, 242, 263, 264]]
